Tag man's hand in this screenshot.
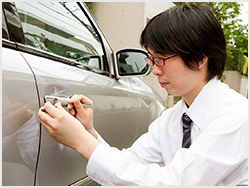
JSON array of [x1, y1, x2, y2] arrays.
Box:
[[38, 102, 99, 161], [67, 94, 97, 139]]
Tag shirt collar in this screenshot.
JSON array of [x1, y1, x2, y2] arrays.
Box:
[[181, 76, 222, 131]]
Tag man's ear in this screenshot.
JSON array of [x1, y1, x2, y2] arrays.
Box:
[[198, 56, 208, 69]]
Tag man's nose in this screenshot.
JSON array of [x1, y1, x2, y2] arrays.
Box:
[[152, 64, 163, 76]]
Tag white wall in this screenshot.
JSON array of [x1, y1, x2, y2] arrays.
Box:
[[144, 2, 175, 19], [91, 2, 145, 51], [223, 70, 248, 98]]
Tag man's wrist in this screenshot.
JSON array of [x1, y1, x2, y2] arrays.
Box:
[[87, 127, 98, 139], [75, 130, 99, 161], [91, 130, 98, 139]]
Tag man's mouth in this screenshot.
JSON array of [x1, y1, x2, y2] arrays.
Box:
[[159, 82, 169, 88]]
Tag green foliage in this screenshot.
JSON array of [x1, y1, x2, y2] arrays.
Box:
[[84, 2, 94, 13], [176, 2, 248, 52], [210, 2, 248, 53], [225, 48, 244, 72], [233, 24, 248, 51], [220, 74, 226, 82]]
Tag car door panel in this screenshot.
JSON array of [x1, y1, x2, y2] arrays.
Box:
[[129, 77, 166, 137], [2, 48, 40, 186], [20, 51, 139, 185]]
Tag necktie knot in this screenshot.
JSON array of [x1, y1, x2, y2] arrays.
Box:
[[182, 113, 192, 126], [182, 113, 192, 148]]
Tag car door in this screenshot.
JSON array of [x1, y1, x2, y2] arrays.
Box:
[[14, 2, 140, 186], [2, 3, 40, 186], [2, 48, 41, 186]]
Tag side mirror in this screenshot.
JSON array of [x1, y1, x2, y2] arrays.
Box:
[[114, 48, 151, 79]]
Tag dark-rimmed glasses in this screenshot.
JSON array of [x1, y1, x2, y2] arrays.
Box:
[[145, 54, 177, 67]]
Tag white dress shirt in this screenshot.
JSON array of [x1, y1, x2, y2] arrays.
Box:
[[86, 77, 248, 186]]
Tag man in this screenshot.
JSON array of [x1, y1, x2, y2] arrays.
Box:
[[38, 3, 248, 185]]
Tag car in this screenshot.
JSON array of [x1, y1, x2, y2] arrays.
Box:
[[2, 2, 165, 186]]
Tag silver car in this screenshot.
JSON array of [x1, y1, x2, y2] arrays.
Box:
[[2, 2, 165, 186]]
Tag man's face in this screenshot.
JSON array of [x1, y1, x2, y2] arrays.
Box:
[[147, 47, 206, 102]]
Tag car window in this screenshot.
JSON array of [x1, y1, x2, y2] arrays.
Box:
[[15, 2, 105, 70]]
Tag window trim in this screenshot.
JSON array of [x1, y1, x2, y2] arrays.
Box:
[[14, 42, 112, 77], [77, 2, 110, 72]]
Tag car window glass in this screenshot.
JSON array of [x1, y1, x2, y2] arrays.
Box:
[[15, 2, 104, 70]]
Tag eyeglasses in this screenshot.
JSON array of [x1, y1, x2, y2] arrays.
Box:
[[145, 54, 177, 67]]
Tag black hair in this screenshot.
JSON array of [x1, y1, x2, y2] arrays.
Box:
[[140, 3, 227, 81]]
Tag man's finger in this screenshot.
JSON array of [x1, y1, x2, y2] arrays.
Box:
[[38, 108, 56, 131], [73, 99, 85, 114], [43, 102, 61, 118], [68, 94, 93, 106], [79, 95, 93, 106]]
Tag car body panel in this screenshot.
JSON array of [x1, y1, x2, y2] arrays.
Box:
[[19, 50, 141, 185], [2, 2, 165, 186], [2, 47, 40, 186]]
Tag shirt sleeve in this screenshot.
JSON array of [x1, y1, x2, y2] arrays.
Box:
[[87, 111, 248, 186], [96, 132, 110, 147]]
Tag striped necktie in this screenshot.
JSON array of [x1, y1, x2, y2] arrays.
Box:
[[182, 113, 192, 148]]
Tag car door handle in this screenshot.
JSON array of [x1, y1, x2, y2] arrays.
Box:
[[44, 95, 94, 108], [44, 95, 70, 107]]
